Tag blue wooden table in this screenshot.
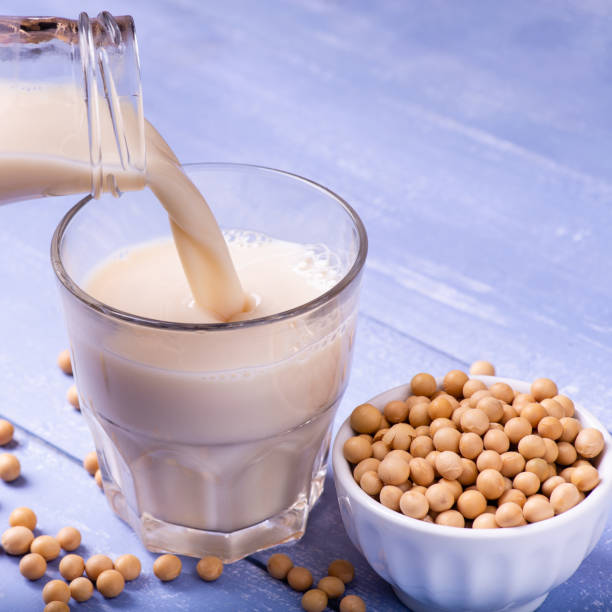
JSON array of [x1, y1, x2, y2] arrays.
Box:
[[1, 1, 611, 610]]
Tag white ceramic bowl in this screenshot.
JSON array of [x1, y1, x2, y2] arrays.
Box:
[[332, 376, 612, 612]]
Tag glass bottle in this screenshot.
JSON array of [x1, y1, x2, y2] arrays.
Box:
[[0, 12, 146, 204]]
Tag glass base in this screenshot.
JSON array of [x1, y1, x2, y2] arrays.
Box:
[[85, 381, 337, 563], [103, 463, 328, 563]]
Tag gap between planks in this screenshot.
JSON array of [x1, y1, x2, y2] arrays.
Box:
[[361, 311, 470, 368], [0, 410, 82, 466]]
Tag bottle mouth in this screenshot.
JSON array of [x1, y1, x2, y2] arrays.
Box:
[[0, 16, 78, 44], [78, 12, 146, 198]]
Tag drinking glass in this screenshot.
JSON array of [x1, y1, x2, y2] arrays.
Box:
[[51, 163, 367, 561]]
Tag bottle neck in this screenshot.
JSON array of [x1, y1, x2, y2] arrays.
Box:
[[78, 12, 146, 198]]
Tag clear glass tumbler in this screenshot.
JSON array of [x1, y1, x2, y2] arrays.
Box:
[[51, 163, 367, 562]]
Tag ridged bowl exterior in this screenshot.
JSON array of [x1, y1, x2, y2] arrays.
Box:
[[332, 376, 612, 612]]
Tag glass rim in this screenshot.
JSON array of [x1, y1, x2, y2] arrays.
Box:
[[50, 162, 368, 332]]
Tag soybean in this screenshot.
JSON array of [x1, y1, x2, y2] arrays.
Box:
[[328, 559, 355, 584], [153, 554, 182, 582], [302, 589, 328, 612], [267, 553, 293, 580], [42, 579, 70, 604], [96, 569, 125, 598], [9, 507, 37, 531], [19, 553, 47, 580], [0, 453, 20, 481], [288, 567, 313, 591], [115, 554, 142, 581], [469, 360, 495, 376]]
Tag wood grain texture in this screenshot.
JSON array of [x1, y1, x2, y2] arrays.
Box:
[[0, 0, 611, 609]]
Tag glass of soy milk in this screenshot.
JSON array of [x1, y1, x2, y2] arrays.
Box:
[[51, 163, 367, 561]]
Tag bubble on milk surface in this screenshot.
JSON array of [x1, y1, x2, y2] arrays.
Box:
[[224, 229, 343, 291], [224, 229, 272, 247], [293, 244, 342, 291]]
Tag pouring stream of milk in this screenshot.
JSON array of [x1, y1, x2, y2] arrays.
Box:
[[144, 121, 246, 320]]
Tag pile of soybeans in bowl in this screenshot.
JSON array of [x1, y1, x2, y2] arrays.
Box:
[[342, 363, 606, 529]]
